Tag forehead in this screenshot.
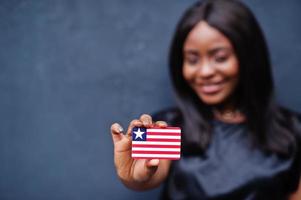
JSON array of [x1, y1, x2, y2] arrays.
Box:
[[184, 21, 232, 50]]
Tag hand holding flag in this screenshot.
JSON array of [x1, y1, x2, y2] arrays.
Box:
[[110, 114, 173, 190]]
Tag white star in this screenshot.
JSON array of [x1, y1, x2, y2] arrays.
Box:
[[134, 128, 145, 140]]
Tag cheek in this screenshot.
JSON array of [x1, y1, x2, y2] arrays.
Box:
[[220, 58, 239, 79], [229, 65, 239, 78], [222, 61, 240, 94], [182, 65, 194, 82]]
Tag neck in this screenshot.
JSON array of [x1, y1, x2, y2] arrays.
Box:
[[213, 103, 246, 124]]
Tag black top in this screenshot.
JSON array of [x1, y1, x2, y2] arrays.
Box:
[[152, 108, 301, 200]]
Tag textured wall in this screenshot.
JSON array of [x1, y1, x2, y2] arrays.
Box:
[[0, 0, 300, 199]]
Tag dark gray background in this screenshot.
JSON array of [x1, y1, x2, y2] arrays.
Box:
[[0, 0, 300, 199]]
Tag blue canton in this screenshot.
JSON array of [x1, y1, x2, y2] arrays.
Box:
[[132, 127, 147, 141]]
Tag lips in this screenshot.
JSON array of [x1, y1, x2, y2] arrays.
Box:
[[196, 81, 224, 94]]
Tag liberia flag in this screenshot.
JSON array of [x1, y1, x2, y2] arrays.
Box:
[[131, 127, 181, 160]]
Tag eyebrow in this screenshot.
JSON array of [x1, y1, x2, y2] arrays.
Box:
[[183, 49, 199, 55], [183, 46, 232, 56], [208, 47, 232, 56]]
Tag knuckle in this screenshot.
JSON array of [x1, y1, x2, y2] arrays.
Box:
[[130, 119, 139, 125], [141, 114, 151, 120], [156, 121, 168, 126]]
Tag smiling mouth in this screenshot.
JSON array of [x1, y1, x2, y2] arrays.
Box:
[[197, 81, 224, 94]]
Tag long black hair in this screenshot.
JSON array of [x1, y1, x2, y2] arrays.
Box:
[[169, 0, 298, 156]]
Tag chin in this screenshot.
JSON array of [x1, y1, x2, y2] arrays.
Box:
[[198, 93, 228, 105]]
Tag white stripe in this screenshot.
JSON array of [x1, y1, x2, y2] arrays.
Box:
[[132, 141, 181, 145], [147, 129, 181, 133], [147, 135, 181, 139], [132, 154, 180, 158], [132, 147, 180, 152]]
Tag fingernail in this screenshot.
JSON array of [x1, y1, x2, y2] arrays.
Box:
[[146, 120, 152, 126], [117, 124, 123, 133], [150, 159, 159, 166], [118, 125, 124, 133]]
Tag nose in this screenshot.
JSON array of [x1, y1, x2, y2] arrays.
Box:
[[197, 60, 215, 78]]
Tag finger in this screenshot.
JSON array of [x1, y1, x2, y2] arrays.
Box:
[[133, 159, 160, 182], [111, 123, 125, 144], [145, 159, 160, 167], [126, 119, 143, 137], [140, 114, 153, 127], [154, 121, 168, 128], [143, 159, 160, 181], [111, 123, 132, 153]]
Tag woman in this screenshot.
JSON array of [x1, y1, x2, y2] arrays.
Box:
[[110, 0, 301, 199]]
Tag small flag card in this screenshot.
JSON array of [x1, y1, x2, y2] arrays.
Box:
[[131, 127, 181, 160]]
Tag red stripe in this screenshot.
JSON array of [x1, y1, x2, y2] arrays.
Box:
[[146, 138, 181, 142], [147, 132, 180, 136], [132, 151, 180, 154], [132, 157, 180, 160], [149, 127, 181, 130], [132, 144, 181, 148]]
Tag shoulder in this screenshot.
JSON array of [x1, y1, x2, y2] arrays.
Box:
[[151, 107, 183, 126], [278, 106, 301, 147], [283, 108, 301, 193], [277, 106, 301, 132], [278, 106, 301, 118]]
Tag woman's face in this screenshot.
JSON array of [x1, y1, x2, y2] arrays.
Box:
[[183, 21, 239, 106]]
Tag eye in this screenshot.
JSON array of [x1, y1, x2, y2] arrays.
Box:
[[209, 48, 233, 64], [213, 51, 230, 63], [214, 56, 228, 63], [184, 55, 199, 65]]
